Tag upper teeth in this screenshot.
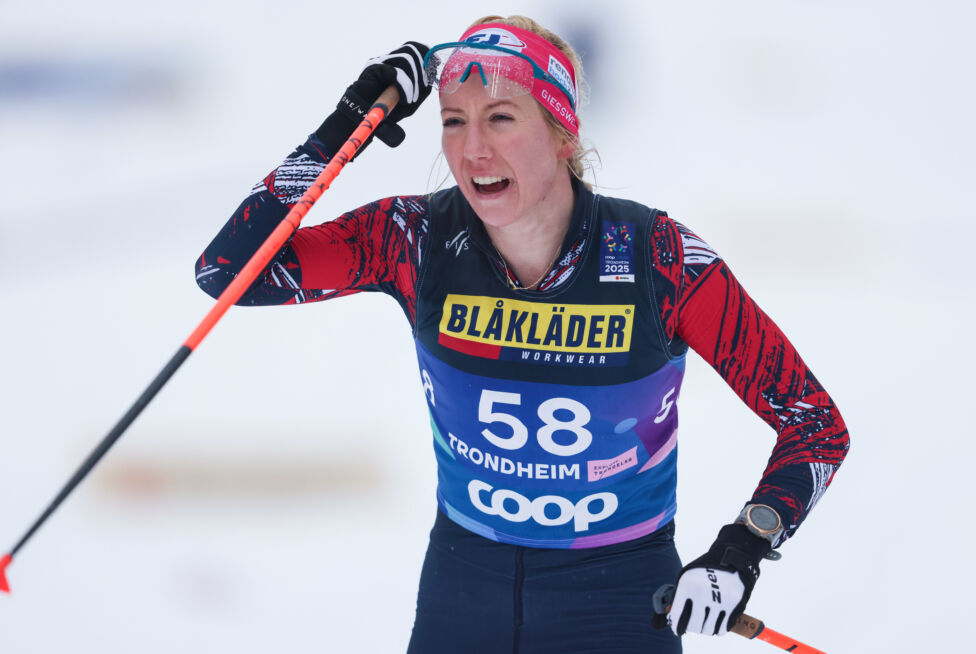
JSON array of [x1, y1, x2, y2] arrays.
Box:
[[473, 176, 506, 185]]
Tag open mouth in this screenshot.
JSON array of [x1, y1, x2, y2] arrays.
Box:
[[472, 176, 511, 194]]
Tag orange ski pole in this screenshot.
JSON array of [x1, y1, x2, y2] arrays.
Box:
[[0, 86, 401, 595], [730, 613, 827, 654]]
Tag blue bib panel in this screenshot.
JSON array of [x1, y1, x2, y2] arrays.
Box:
[[413, 186, 687, 549]]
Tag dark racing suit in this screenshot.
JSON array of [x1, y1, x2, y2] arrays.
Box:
[[196, 135, 849, 652]]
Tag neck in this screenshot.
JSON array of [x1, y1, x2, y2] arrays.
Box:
[[485, 175, 576, 289]]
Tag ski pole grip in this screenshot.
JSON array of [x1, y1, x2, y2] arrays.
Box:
[[371, 85, 400, 117], [652, 584, 824, 652], [730, 613, 766, 638]]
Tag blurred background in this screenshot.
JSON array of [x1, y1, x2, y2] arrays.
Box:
[[1, 0, 973, 651]]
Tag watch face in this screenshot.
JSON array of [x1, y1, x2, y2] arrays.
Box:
[[749, 505, 780, 531]]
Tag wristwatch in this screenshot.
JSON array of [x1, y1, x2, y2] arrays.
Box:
[[736, 503, 784, 552]]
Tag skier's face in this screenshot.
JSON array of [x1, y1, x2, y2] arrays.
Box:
[[439, 77, 573, 230]]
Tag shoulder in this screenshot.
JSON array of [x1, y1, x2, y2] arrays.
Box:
[[295, 195, 431, 250], [670, 219, 721, 268], [424, 186, 476, 240], [425, 186, 467, 215], [590, 192, 661, 226], [641, 212, 723, 271], [340, 194, 430, 229]]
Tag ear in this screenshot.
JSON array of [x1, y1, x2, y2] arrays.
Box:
[[556, 137, 575, 160]]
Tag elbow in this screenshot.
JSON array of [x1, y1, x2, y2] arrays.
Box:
[[838, 421, 851, 466], [831, 402, 851, 462], [194, 255, 226, 300], [822, 405, 851, 470]]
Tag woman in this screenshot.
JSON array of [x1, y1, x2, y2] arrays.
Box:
[[196, 15, 849, 653]]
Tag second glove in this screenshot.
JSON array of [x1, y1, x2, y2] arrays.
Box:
[[667, 523, 771, 636]]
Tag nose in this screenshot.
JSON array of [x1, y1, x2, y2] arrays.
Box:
[[463, 121, 491, 161]]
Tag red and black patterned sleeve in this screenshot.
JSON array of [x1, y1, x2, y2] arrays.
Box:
[[195, 135, 428, 325], [649, 214, 850, 545]]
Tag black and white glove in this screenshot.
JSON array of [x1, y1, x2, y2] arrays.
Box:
[[315, 41, 431, 157], [663, 524, 771, 636]]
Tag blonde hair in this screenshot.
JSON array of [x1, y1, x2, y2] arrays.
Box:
[[469, 15, 596, 189]]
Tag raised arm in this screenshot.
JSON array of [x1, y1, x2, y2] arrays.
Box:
[[194, 42, 433, 322], [194, 137, 430, 322]]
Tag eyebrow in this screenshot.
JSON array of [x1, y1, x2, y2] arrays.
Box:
[[440, 99, 520, 114]]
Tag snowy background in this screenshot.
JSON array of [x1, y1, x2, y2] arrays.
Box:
[[1, 0, 973, 652]]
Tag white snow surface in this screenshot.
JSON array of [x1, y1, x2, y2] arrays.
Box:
[[1, 1, 973, 652]]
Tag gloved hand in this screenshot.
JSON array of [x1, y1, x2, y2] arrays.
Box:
[[315, 41, 431, 157], [660, 524, 771, 636]]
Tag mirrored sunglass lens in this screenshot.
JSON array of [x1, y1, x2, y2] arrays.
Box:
[[430, 48, 536, 100], [482, 66, 534, 100]]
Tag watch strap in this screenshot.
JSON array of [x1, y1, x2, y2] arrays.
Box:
[[736, 504, 784, 558]]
